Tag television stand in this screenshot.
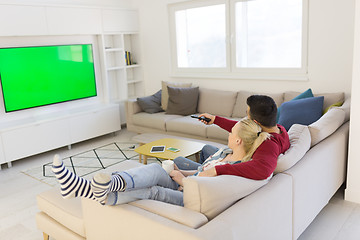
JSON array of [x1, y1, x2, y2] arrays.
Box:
[[0, 103, 121, 169]]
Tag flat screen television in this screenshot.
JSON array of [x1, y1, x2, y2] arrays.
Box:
[[0, 44, 97, 112]]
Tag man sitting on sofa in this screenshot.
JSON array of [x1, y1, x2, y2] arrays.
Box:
[[174, 95, 290, 180]]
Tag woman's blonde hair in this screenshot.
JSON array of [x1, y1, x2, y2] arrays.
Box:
[[237, 118, 271, 162]]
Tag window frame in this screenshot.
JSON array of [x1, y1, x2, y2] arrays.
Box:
[[168, 0, 309, 81], [168, 0, 230, 74]]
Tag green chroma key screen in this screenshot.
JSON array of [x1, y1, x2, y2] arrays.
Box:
[[0, 44, 97, 112]]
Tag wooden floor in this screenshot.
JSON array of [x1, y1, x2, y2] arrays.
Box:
[[0, 128, 359, 240]]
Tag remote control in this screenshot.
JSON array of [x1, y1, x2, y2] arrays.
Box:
[[190, 115, 211, 123]]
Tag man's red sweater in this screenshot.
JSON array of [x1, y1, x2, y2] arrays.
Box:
[[214, 116, 290, 180]]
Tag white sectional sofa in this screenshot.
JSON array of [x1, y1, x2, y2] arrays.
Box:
[[36, 87, 350, 240]]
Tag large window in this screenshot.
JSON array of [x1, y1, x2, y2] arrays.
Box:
[[176, 4, 226, 68], [169, 0, 308, 80]]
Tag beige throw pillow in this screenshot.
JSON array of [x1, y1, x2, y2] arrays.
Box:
[[161, 81, 192, 110], [274, 124, 311, 173], [183, 175, 271, 220], [308, 107, 346, 147]]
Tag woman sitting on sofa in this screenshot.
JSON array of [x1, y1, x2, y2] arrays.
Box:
[[175, 94, 290, 180], [52, 118, 270, 206]]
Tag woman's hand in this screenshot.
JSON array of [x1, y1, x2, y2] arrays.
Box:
[[199, 113, 215, 125], [169, 170, 185, 186]]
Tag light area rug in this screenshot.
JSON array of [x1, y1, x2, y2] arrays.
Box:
[[21, 142, 158, 187]]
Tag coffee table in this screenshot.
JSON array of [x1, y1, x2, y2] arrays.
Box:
[[134, 138, 205, 164]]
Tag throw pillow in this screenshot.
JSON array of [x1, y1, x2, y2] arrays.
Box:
[[277, 96, 324, 131], [183, 174, 271, 220], [277, 88, 314, 122], [136, 90, 164, 114], [166, 86, 199, 115], [315, 92, 344, 112], [323, 101, 344, 114], [308, 107, 346, 147], [339, 98, 351, 122], [274, 124, 311, 173], [161, 81, 192, 111]]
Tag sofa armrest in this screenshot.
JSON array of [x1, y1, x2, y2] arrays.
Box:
[[129, 200, 208, 228], [125, 98, 142, 126], [81, 199, 205, 240]]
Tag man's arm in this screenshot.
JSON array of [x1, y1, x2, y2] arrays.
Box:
[[215, 141, 279, 180], [198, 114, 237, 133], [213, 116, 238, 132]]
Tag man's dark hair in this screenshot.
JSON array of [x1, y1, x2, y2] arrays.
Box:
[[246, 95, 277, 127]]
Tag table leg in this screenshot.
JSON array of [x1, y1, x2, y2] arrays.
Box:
[[139, 154, 142, 163], [195, 152, 200, 163], [144, 155, 148, 165]]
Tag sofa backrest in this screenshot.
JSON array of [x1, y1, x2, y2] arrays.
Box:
[[197, 88, 238, 117], [284, 91, 344, 112], [197, 89, 346, 120], [232, 91, 284, 118]]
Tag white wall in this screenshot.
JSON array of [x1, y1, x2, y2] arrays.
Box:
[[133, 0, 355, 96], [0, 0, 134, 8], [346, 0, 360, 204]]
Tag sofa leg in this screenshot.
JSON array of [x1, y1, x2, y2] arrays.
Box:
[[43, 232, 49, 240]]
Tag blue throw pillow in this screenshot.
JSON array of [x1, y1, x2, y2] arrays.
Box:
[[278, 96, 324, 131], [277, 88, 314, 122]]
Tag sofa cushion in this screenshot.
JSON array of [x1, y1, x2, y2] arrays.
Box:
[[37, 187, 85, 237], [197, 88, 237, 117], [284, 91, 344, 112], [308, 107, 346, 147], [166, 86, 199, 115], [166, 115, 208, 137], [274, 124, 311, 173], [206, 124, 229, 141], [161, 81, 192, 110], [137, 90, 164, 114], [232, 91, 284, 118], [132, 112, 181, 131], [183, 174, 271, 220], [278, 96, 324, 131]]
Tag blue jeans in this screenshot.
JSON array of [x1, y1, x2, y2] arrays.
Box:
[[173, 144, 219, 170], [106, 163, 183, 206]]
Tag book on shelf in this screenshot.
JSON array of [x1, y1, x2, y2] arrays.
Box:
[[125, 51, 132, 65]]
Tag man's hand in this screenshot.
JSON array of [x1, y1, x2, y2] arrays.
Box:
[[199, 113, 215, 125], [169, 170, 185, 186]]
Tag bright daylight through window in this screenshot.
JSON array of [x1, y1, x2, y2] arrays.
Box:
[[175, 4, 226, 68], [169, 0, 307, 79]]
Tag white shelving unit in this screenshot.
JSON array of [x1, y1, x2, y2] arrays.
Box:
[[99, 33, 144, 123], [0, 5, 140, 167]]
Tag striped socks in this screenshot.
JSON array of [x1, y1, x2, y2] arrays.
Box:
[[52, 154, 94, 200], [91, 172, 126, 203]]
